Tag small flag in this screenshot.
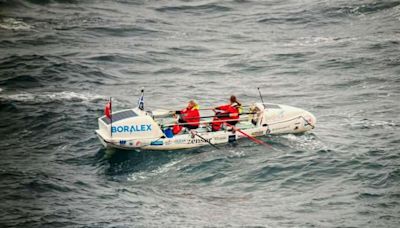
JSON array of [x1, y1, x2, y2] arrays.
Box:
[[137, 89, 144, 110], [104, 100, 111, 119]]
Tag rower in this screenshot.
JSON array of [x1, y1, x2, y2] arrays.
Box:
[[211, 95, 242, 131], [172, 100, 200, 134]]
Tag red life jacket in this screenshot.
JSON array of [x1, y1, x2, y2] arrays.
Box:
[[172, 107, 200, 134], [181, 107, 200, 127], [211, 103, 240, 131], [216, 104, 239, 120]]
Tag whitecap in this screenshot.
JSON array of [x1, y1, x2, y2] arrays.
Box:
[[283, 36, 358, 47], [349, 119, 397, 129], [228, 149, 246, 158], [0, 18, 32, 31], [281, 133, 328, 152], [128, 159, 181, 182]]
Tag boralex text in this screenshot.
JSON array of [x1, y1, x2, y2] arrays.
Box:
[[112, 124, 152, 133]]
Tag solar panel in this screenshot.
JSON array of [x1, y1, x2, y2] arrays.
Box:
[[101, 110, 137, 124]]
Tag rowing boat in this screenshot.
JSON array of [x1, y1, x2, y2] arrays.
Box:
[[95, 100, 316, 150]]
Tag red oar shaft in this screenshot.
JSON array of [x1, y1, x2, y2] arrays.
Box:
[[225, 123, 271, 148]]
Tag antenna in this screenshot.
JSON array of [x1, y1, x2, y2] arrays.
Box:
[[257, 87, 265, 108]]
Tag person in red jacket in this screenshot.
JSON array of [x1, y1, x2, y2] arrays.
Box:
[[172, 100, 200, 134], [211, 95, 242, 131]]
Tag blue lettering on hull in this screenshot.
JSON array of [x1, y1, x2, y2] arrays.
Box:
[[150, 141, 163, 146], [112, 124, 152, 133]]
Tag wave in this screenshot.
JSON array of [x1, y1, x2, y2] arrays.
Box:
[[24, 0, 77, 5], [154, 67, 188, 75], [279, 133, 329, 152], [87, 54, 134, 63], [0, 75, 43, 88], [320, 1, 400, 18], [0, 91, 105, 104], [0, 54, 117, 88], [349, 1, 400, 15], [25, 178, 72, 193], [0, 54, 56, 64], [168, 46, 211, 54], [0, 0, 40, 9], [348, 119, 398, 130], [283, 36, 358, 47], [318, 57, 376, 70], [128, 159, 182, 182], [0, 17, 32, 31], [191, 70, 229, 76], [258, 15, 316, 25], [353, 167, 400, 190], [155, 3, 232, 13], [87, 25, 159, 37]]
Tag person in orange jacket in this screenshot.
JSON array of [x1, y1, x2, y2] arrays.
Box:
[[172, 100, 200, 134], [211, 95, 242, 131]]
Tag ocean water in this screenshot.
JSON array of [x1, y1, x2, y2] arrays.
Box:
[[1, 0, 400, 227]]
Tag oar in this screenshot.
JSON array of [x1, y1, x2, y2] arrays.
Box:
[[199, 112, 256, 119], [224, 122, 271, 148], [164, 105, 253, 113], [197, 105, 252, 111], [192, 132, 219, 150], [162, 116, 251, 128]]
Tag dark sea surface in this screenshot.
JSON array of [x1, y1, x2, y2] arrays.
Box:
[[1, 0, 400, 227]]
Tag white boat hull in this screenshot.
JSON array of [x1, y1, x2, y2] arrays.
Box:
[[95, 103, 316, 151]]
